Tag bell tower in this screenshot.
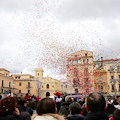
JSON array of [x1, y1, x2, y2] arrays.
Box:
[[35, 68, 44, 78]]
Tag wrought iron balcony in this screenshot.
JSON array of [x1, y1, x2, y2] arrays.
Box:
[[26, 85, 32, 89], [96, 80, 106, 85]]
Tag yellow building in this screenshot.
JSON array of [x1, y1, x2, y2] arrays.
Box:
[[66, 50, 94, 96], [11, 74, 38, 96], [94, 58, 120, 96], [102, 59, 120, 96], [35, 68, 67, 98], [9, 68, 66, 98], [94, 58, 108, 94], [0, 68, 18, 94]]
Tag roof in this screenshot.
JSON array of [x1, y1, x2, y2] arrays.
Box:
[[0, 68, 9, 72], [103, 59, 119, 62], [95, 59, 120, 64], [67, 50, 93, 59], [12, 74, 34, 77]]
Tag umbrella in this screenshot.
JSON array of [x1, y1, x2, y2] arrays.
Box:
[[54, 92, 62, 96]]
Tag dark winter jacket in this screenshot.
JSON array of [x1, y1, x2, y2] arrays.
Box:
[[17, 105, 31, 120], [56, 102, 62, 113], [59, 102, 72, 117], [0, 114, 21, 120], [67, 114, 85, 120], [84, 111, 109, 120]]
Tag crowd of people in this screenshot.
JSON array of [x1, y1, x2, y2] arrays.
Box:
[[0, 91, 120, 120]]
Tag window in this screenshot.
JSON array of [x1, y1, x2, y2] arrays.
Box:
[[87, 59, 89, 63], [2, 89, 3, 93], [15, 77, 17, 79], [85, 53, 87, 57], [75, 89, 78, 94], [99, 75, 102, 81], [117, 66, 120, 72], [19, 90, 21, 93], [85, 78, 89, 83], [119, 84, 120, 91], [98, 85, 103, 92], [28, 82, 30, 87], [66, 85, 67, 88], [110, 66, 114, 72], [52, 85, 54, 88], [6, 73, 8, 77], [28, 90, 30, 94], [111, 76, 114, 80], [9, 82, 11, 88], [18, 77, 20, 79], [112, 84, 114, 92], [19, 82, 21, 86], [73, 60, 77, 64], [2, 80, 4, 87], [78, 60, 81, 64], [74, 68, 78, 76], [46, 84, 49, 89], [73, 78, 80, 87], [84, 68, 88, 75], [38, 73, 39, 76]]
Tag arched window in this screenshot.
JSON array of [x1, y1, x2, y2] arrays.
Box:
[[46, 84, 49, 89], [98, 85, 103, 92], [38, 73, 39, 76]]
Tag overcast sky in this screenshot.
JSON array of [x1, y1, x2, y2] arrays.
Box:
[[0, 0, 120, 80]]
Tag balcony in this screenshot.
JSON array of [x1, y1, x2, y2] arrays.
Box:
[[26, 85, 32, 89], [108, 68, 114, 73], [96, 81, 106, 85]]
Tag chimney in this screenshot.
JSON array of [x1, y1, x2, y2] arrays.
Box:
[[21, 72, 22, 74]]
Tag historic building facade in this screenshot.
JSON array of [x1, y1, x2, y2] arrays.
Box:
[[0, 68, 18, 94], [66, 50, 94, 96], [66, 50, 120, 97], [11, 74, 38, 96], [0, 68, 67, 98], [34, 68, 67, 98], [94, 58, 108, 94]]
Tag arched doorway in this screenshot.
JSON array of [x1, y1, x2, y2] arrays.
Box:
[[46, 92, 50, 97]]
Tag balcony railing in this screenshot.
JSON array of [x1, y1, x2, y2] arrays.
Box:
[[26, 85, 32, 89]]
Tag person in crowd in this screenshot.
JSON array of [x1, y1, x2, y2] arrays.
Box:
[[73, 97, 77, 102], [84, 92, 109, 120], [67, 102, 85, 120], [36, 96, 40, 102], [32, 98, 65, 120], [7, 90, 13, 97], [17, 98, 31, 120], [59, 96, 73, 118], [56, 95, 62, 113], [106, 103, 116, 118], [25, 93, 31, 100], [26, 101, 37, 116], [46, 92, 50, 98], [0, 96, 21, 120], [81, 103, 88, 116], [112, 98, 118, 105], [0, 94, 2, 100], [113, 108, 120, 120]]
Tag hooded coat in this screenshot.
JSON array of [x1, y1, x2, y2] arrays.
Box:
[[59, 102, 72, 117], [31, 113, 65, 120]]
